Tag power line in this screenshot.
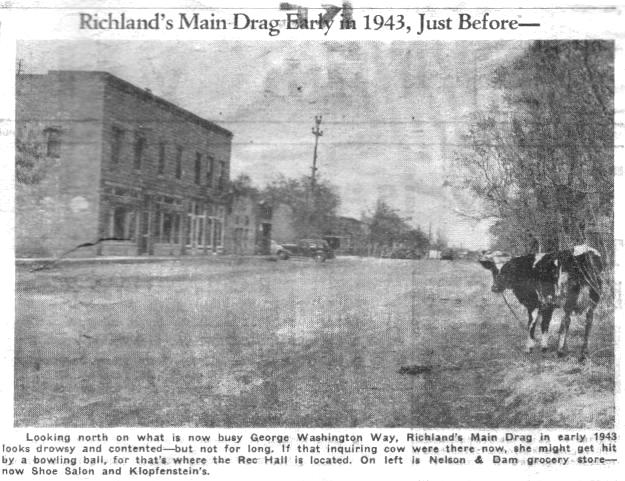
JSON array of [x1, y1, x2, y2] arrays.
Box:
[[14, 117, 620, 126]]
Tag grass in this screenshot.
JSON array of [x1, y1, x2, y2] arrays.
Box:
[[15, 257, 614, 427]]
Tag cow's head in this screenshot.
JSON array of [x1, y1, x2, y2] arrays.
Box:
[[479, 251, 512, 293]]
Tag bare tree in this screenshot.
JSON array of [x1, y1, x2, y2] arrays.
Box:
[[457, 41, 613, 257]]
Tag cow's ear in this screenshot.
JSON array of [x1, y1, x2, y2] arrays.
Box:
[[479, 259, 496, 271]]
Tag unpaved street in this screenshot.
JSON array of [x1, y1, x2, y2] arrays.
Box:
[[15, 257, 614, 427]]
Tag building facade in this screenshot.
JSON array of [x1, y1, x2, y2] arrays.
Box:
[[270, 203, 297, 244], [227, 194, 256, 255], [324, 216, 369, 255], [16, 70, 232, 258], [226, 194, 273, 255]]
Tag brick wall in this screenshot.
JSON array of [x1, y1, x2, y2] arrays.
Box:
[[15, 71, 233, 258], [99, 72, 231, 201], [98, 72, 232, 256], [16, 73, 105, 257]]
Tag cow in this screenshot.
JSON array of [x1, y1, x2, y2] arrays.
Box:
[[552, 245, 603, 361], [479, 245, 603, 361], [479, 251, 558, 355]]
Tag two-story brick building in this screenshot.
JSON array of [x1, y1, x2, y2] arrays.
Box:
[[16, 70, 232, 257]]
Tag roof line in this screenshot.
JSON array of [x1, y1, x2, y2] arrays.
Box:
[[47, 70, 233, 138]]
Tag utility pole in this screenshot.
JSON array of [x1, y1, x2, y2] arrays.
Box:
[[16, 58, 23, 75], [311, 115, 323, 192], [309, 115, 323, 236]]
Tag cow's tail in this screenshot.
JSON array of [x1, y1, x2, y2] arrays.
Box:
[[578, 252, 603, 296]]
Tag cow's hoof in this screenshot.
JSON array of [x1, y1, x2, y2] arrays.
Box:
[[578, 354, 588, 363], [557, 350, 566, 358], [524, 346, 533, 354], [541, 347, 548, 354]]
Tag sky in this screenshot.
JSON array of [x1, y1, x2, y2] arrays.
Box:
[[18, 40, 529, 249]]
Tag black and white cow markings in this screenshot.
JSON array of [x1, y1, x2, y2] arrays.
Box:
[[479, 245, 603, 361]]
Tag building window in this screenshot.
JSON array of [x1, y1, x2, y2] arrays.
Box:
[[111, 127, 123, 164], [186, 201, 194, 247], [218, 161, 227, 190], [214, 219, 223, 247], [206, 217, 213, 248], [163, 213, 172, 243], [134, 133, 146, 170], [175, 146, 183, 179], [206, 156, 214, 187], [158, 142, 166, 175], [158, 211, 174, 243], [111, 206, 136, 240], [194, 153, 202, 184], [44, 128, 61, 158], [173, 214, 181, 244], [196, 214, 204, 246]]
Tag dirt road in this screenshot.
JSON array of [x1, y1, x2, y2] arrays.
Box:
[[15, 257, 614, 427]]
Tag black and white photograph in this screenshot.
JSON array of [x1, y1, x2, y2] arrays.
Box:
[[13, 37, 614, 430]]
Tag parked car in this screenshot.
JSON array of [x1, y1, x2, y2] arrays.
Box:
[[281, 239, 335, 262], [270, 240, 290, 260], [441, 248, 455, 260]]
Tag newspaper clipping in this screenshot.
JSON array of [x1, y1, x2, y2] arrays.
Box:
[[0, 0, 622, 480]]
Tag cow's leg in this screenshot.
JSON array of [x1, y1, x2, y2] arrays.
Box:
[[557, 310, 572, 357], [579, 307, 595, 362], [540, 307, 554, 352], [525, 309, 540, 353]]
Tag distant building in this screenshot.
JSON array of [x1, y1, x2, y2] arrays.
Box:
[[225, 194, 273, 255], [16, 70, 232, 258], [271, 203, 297, 244], [227, 194, 256, 255], [255, 201, 273, 255], [324, 216, 368, 255]]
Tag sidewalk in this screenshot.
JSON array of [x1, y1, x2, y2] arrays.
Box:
[[15, 254, 264, 268]]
